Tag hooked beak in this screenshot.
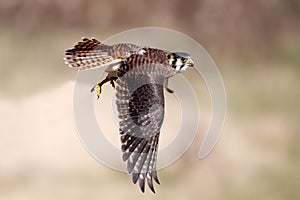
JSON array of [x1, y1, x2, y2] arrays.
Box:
[[188, 59, 194, 67]]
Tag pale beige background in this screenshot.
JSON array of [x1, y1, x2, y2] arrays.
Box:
[[0, 0, 299, 199]]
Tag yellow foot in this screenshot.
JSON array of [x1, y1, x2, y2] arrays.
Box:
[[91, 84, 101, 99]]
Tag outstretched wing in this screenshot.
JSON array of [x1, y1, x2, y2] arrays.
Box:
[[116, 50, 170, 193], [64, 38, 145, 70]]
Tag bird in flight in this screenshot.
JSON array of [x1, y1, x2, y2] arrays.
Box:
[[64, 38, 194, 193]]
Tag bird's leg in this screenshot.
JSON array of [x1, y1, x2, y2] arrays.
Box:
[[164, 79, 174, 93], [91, 76, 117, 99], [109, 77, 118, 88]]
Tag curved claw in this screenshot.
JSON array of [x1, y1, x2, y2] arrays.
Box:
[[90, 76, 117, 100], [165, 87, 174, 93], [91, 84, 101, 99], [164, 78, 174, 94]]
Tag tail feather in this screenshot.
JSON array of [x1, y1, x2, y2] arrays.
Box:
[[64, 38, 117, 70], [64, 37, 146, 70]]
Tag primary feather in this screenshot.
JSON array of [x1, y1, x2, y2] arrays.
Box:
[[116, 48, 173, 193]]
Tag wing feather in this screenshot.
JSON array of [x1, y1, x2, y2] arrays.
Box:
[[116, 50, 170, 192]]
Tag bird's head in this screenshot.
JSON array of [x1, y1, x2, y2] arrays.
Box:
[[168, 52, 194, 73]]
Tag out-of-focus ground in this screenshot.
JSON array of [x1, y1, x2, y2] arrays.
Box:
[[1, 0, 300, 199]]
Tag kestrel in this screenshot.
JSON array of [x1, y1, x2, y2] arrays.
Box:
[[64, 38, 194, 193]]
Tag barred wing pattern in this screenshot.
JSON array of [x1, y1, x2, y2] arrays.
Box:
[[64, 38, 146, 70], [116, 49, 171, 193]]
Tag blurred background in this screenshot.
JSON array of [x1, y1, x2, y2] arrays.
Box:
[[0, 0, 299, 199]]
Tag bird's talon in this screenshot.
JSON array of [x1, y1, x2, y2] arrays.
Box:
[[91, 84, 101, 99], [165, 87, 174, 93]]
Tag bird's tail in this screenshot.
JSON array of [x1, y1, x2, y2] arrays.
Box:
[[64, 38, 116, 70]]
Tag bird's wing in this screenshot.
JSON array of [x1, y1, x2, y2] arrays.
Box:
[[116, 52, 170, 193], [64, 38, 145, 70]]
